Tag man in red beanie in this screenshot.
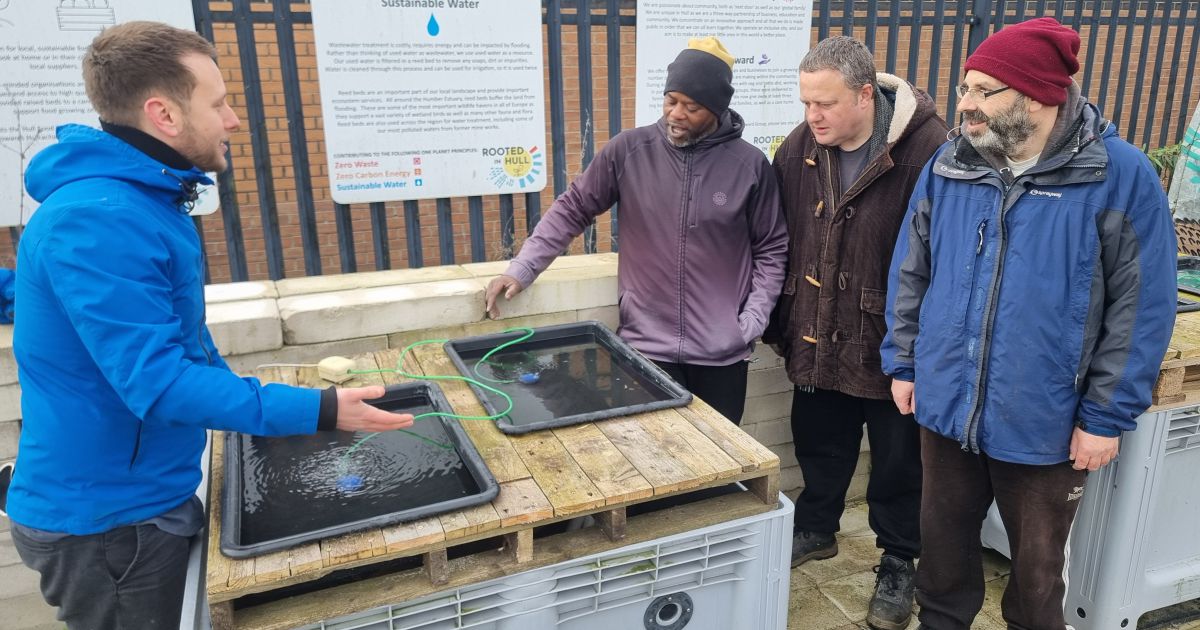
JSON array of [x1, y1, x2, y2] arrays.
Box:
[[881, 17, 1177, 629]]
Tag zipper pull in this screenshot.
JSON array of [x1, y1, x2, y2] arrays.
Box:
[[976, 219, 988, 255]]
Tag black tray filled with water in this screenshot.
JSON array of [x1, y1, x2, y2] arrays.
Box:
[[220, 382, 498, 558], [443, 321, 692, 434]]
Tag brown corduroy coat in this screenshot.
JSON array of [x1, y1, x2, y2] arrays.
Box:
[[764, 73, 948, 400]]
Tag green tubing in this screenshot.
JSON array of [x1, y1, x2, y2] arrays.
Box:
[[339, 328, 535, 464]]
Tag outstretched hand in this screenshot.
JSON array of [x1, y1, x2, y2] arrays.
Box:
[[484, 274, 523, 319], [334, 386, 414, 432]]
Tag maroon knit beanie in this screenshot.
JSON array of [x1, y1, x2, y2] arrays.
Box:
[[964, 17, 1080, 105]]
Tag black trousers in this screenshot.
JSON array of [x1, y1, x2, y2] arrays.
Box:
[[653, 359, 749, 424], [11, 523, 191, 630], [917, 428, 1087, 630], [791, 387, 922, 560]]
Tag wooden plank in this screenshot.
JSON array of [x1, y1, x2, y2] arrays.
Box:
[[596, 415, 699, 494], [232, 492, 776, 630], [423, 549, 449, 586], [504, 528, 534, 564], [252, 549, 293, 584], [372, 348, 417, 385], [227, 552, 258, 592], [205, 431, 235, 602], [320, 529, 387, 566], [1154, 366, 1186, 401], [745, 472, 781, 505], [409, 343, 531, 484], [439, 499, 503, 540], [1157, 355, 1200, 370], [490, 477, 553, 527], [596, 507, 626, 541], [629, 409, 741, 487], [289, 543, 324, 575], [209, 601, 234, 630], [381, 516, 446, 554], [508, 430, 605, 516], [1169, 316, 1200, 358], [675, 399, 779, 472], [551, 423, 653, 505]]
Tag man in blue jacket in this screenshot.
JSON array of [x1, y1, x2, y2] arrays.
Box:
[[882, 18, 1176, 630], [6, 21, 414, 629]]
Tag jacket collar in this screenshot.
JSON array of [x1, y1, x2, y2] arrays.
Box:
[[99, 120, 194, 171]]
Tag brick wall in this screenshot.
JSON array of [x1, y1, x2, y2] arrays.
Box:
[[0, 3, 1192, 282]]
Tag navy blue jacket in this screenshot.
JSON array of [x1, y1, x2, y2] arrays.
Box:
[[9, 124, 319, 534], [882, 102, 1177, 464]]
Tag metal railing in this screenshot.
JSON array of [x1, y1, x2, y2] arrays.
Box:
[[116, 1, 1199, 281]]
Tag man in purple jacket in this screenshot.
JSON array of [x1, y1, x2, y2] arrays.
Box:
[[484, 37, 787, 424]]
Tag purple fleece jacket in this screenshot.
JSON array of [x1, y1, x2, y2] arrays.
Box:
[[505, 111, 787, 366]]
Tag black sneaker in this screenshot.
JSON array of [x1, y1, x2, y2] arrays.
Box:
[[867, 554, 916, 630], [790, 530, 837, 567]]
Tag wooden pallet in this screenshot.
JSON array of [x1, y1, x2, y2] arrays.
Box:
[[206, 346, 780, 630], [1154, 312, 1200, 405]]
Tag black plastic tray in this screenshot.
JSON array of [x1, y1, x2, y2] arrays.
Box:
[[220, 382, 498, 559], [443, 321, 692, 434]]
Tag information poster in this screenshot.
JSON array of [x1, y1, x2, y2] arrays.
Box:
[[636, 0, 813, 161], [311, 0, 547, 203], [0, 1, 217, 226]]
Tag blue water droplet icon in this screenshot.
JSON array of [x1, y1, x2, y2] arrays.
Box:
[[427, 14, 440, 36]]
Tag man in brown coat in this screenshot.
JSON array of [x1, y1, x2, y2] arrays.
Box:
[[764, 36, 946, 630]]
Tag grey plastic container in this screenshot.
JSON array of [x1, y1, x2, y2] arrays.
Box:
[[1063, 403, 1200, 628], [982, 403, 1200, 628], [220, 382, 498, 559], [296, 492, 795, 630], [443, 320, 692, 435]]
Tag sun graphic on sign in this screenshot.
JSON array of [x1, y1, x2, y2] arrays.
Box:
[[489, 146, 543, 189]]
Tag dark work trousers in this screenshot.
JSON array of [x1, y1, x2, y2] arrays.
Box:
[[917, 428, 1088, 630], [791, 387, 922, 560], [11, 523, 191, 630], [653, 359, 749, 424]]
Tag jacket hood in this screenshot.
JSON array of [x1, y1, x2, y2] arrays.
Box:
[[876, 72, 940, 146], [656, 108, 745, 149], [25, 124, 212, 208]]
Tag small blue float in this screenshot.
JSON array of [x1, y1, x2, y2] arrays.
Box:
[[518, 372, 540, 384], [336, 474, 363, 492]]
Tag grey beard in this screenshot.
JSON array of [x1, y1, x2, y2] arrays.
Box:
[[964, 98, 1037, 157]]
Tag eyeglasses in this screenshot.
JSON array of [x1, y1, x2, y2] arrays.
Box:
[[955, 84, 1012, 102]]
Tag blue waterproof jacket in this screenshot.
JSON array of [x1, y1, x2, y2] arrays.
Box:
[[8, 125, 320, 534], [882, 101, 1177, 464]]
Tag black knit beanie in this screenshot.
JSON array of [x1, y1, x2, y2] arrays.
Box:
[[663, 37, 735, 117]]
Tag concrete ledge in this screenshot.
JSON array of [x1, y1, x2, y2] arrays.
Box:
[[223, 335, 391, 376], [576, 305, 619, 331], [279, 278, 486, 345], [0, 326, 14, 386], [207, 299, 283, 356], [276, 266, 474, 298], [204, 281, 277, 304], [0, 385, 18, 423], [0, 420, 18, 461], [475, 264, 618, 320]]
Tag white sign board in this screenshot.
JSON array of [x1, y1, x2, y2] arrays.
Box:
[[311, 0, 547, 204], [636, 0, 813, 161], [0, 1, 218, 226]]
